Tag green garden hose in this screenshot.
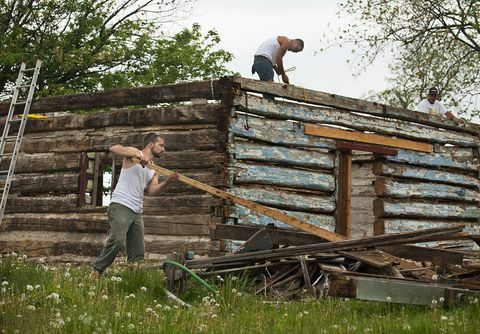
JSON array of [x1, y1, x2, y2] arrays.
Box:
[[164, 260, 216, 293]]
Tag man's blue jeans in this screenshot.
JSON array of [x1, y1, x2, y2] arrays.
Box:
[[252, 55, 275, 99]]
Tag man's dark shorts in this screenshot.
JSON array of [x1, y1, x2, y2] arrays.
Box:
[[252, 55, 274, 81]]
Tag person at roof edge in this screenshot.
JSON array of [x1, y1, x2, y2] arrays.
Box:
[[417, 87, 455, 120]]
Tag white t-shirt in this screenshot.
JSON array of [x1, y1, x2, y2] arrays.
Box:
[[417, 99, 447, 116], [254, 37, 280, 65]]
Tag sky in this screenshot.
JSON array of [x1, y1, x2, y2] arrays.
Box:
[[174, 0, 391, 99]]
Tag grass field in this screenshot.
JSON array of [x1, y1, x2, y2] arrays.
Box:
[[1, 252, 479, 334]]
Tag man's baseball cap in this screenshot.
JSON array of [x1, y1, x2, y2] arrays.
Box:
[[428, 87, 439, 95]]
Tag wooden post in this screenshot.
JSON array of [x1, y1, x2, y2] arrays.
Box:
[[164, 252, 186, 295], [336, 150, 352, 238], [91, 152, 101, 206], [77, 152, 88, 207]]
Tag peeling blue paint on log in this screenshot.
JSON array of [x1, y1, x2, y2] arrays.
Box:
[[232, 162, 336, 192], [385, 149, 478, 171], [231, 141, 335, 169], [374, 162, 480, 189], [230, 113, 336, 149], [227, 186, 336, 213], [374, 199, 479, 220], [228, 205, 336, 231], [376, 179, 479, 202], [233, 94, 480, 148]]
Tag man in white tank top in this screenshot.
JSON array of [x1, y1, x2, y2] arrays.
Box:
[[252, 36, 304, 85], [90, 133, 178, 280], [417, 87, 455, 120]]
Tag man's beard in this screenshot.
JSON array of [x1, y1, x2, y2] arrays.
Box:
[[152, 150, 162, 158]]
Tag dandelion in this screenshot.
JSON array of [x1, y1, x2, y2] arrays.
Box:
[[441, 316, 448, 321], [116, 277, 122, 282], [126, 312, 131, 318], [47, 292, 60, 300], [231, 276, 238, 281], [211, 314, 217, 318], [164, 305, 171, 311], [236, 292, 242, 297], [140, 286, 147, 292], [1, 288, 6, 293], [439, 297, 445, 303], [26, 305, 35, 311], [64, 272, 71, 278], [11, 251, 17, 257], [34, 285, 41, 290], [128, 293, 135, 299], [214, 303, 220, 307], [432, 299, 438, 306], [26, 285, 33, 291], [128, 324, 134, 329], [78, 283, 84, 288], [303, 311, 309, 315], [88, 291, 95, 297], [101, 295, 108, 300], [216, 275, 224, 282], [432, 275, 438, 281], [231, 288, 237, 293], [114, 312, 120, 317], [22, 254, 27, 259], [1, 281, 8, 287], [155, 304, 163, 309], [38, 259, 45, 264], [386, 296, 392, 302], [146, 307, 153, 313]]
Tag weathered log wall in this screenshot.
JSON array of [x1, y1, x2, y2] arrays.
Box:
[[224, 78, 479, 244], [0, 83, 230, 259]]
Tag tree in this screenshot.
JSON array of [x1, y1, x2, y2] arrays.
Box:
[[335, 0, 480, 118], [0, 0, 234, 99]]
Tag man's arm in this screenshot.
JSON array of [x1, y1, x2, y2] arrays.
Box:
[[147, 172, 179, 195], [109, 144, 147, 168], [437, 102, 455, 120], [275, 36, 290, 84]]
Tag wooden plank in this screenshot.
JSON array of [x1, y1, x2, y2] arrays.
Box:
[[232, 162, 335, 192], [0, 153, 82, 174], [144, 194, 222, 209], [229, 77, 480, 135], [375, 179, 479, 202], [338, 250, 391, 268], [378, 245, 465, 265], [336, 150, 352, 238], [338, 141, 398, 155], [137, 159, 346, 242], [384, 148, 478, 172], [227, 206, 336, 231], [1, 104, 227, 134], [230, 113, 336, 150], [376, 219, 480, 235], [0, 79, 228, 115], [212, 224, 325, 246], [227, 186, 336, 213], [304, 123, 432, 153], [233, 93, 479, 147], [373, 200, 479, 220], [0, 173, 80, 194], [373, 161, 480, 189], [231, 141, 335, 169]]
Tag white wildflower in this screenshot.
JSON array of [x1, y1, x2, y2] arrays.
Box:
[[236, 292, 242, 297], [211, 314, 217, 318], [386, 296, 392, 302], [231, 276, 238, 281], [216, 275, 224, 282], [1, 281, 8, 287], [26, 305, 35, 311], [101, 295, 108, 300], [439, 297, 445, 302], [231, 288, 237, 293], [88, 291, 95, 297], [114, 312, 120, 317], [432, 275, 438, 281], [64, 272, 71, 278], [38, 259, 45, 264], [1, 288, 6, 293], [34, 285, 41, 290], [163, 305, 171, 311], [440, 316, 448, 321], [128, 324, 134, 329], [128, 293, 135, 299], [140, 286, 147, 292], [47, 292, 60, 300], [26, 285, 33, 291]]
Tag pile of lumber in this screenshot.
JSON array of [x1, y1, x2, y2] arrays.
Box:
[[168, 226, 480, 306]]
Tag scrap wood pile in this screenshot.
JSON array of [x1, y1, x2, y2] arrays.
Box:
[[166, 226, 480, 307]]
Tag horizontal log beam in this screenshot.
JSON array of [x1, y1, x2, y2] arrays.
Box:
[[231, 141, 335, 169], [338, 141, 398, 155], [304, 123, 432, 153], [0, 79, 228, 115], [375, 179, 479, 202], [0, 173, 79, 193], [227, 205, 336, 231], [227, 186, 336, 213], [384, 149, 478, 172], [230, 114, 336, 150], [1, 153, 82, 173], [231, 162, 335, 192], [230, 77, 480, 135], [373, 161, 480, 189], [373, 200, 479, 220], [1, 104, 227, 134]]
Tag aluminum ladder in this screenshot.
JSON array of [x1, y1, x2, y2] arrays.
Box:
[[0, 59, 42, 224]]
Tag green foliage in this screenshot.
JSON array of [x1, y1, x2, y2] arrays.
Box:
[[333, 0, 480, 118], [2, 253, 480, 333], [0, 0, 235, 101]]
